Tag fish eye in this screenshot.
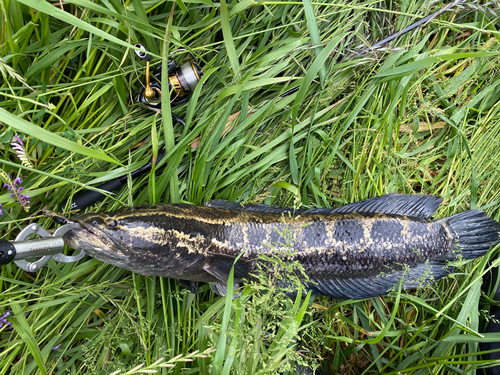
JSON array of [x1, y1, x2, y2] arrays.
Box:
[[105, 218, 118, 229]]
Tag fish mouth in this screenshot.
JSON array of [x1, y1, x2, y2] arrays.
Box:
[[63, 218, 123, 258], [44, 210, 117, 252]]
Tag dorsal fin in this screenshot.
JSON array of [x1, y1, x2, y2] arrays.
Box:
[[206, 195, 442, 220], [304, 194, 442, 220]]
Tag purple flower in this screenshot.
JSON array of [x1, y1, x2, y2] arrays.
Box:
[[0, 311, 11, 329], [52, 344, 62, 351], [11, 135, 33, 169], [2, 173, 30, 211], [0, 203, 2, 216], [12, 135, 23, 147]]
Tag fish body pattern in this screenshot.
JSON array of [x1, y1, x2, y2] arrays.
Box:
[[62, 194, 500, 299]]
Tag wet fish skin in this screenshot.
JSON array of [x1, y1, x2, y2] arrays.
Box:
[[62, 194, 500, 299]]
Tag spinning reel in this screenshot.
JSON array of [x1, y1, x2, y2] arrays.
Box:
[[134, 43, 203, 113]]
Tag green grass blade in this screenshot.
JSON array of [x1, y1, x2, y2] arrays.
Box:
[[0, 109, 119, 164], [219, 0, 240, 73], [373, 52, 498, 80], [10, 303, 47, 375], [17, 0, 138, 50], [161, 9, 180, 203], [303, 0, 325, 84]]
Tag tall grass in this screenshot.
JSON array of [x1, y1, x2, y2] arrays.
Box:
[[1, 0, 500, 373]]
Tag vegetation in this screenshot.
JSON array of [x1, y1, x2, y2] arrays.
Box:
[[1, 0, 500, 373]]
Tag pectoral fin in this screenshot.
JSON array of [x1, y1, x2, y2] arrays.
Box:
[[203, 254, 247, 297], [203, 253, 250, 282]]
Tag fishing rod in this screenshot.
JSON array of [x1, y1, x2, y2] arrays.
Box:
[[61, 0, 468, 214], [350, 0, 467, 58], [62, 151, 166, 214], [58, 43, 205, 214]]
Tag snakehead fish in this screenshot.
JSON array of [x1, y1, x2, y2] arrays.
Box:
[[62, 194, 500, 299]]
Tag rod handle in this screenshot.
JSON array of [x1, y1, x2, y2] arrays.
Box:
[[69, 178, 124, 211]]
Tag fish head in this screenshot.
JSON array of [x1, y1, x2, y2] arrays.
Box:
[[63, 212, 132, 267], [62, 205, 220, 279]]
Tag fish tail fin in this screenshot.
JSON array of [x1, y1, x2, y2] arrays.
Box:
[[440, 210, 500, 260]]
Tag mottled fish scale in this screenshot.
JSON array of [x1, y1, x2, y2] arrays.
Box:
[[209, 213, 453, 278]]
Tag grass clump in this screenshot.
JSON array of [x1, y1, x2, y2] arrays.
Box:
[[1, 0, 500, 373], [201, 253, 319, 375]]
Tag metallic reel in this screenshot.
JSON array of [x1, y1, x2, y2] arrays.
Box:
[[134, 43, 203, 111]]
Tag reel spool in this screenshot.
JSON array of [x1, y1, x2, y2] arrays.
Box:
[[134, 43, 203, 111]]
